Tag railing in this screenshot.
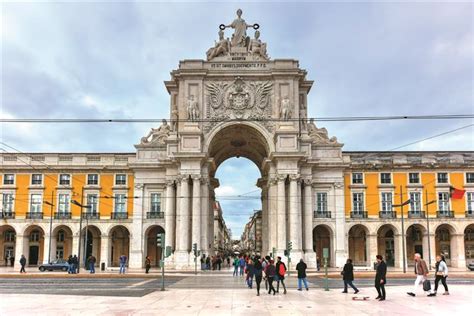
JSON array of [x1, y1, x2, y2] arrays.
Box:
[[111, 212, 128, 220], [437, 211, 454, 218], [466, 211, 474, 218], [314, 211, 331, 218], [350, 211, 368, 219], [379, 211, 397, 219], [54, 212, 72, 219], [0, 212, 15, 219], [146, 212, 164, 219], [26, 212, 43, 219], [82, 212, 99, 220], [408, 211, 426, 218]]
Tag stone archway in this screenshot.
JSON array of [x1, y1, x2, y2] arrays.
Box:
[[145, 225, 165, 267], [24, 225, 45, 266], [465, 224, 474, 267], [109, 225, 130, 267], [348, 224, 369, 266], [313, 225, 333, 267], [0, 225, 16, 266], [80, 225, 101, 267], [435, 224, 456, 266], [377, 224, 398, 267], [51, 225, 73, 261], [406, 224, 427, 265]]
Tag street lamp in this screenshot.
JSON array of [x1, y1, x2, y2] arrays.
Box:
[[72, 199, 91, 273], [424, 191, 436, 270], [393, 186, 411, 274], [44, 192, 54, 264]]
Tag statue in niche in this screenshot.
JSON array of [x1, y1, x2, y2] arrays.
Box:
[[206, 30, 230, 60], [307, 118, 339, 144], [140, 119, 171, 145], [248, 30, 268, 59], [279, 95, 292, 120], [299, 102, 307, 130], [187, 95, 200, 122], [223, 9, 254, 47], [171, 102, 179, 131]]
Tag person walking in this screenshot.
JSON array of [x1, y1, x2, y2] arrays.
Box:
[[145, 256, 151, 274], [10, 256, 14, 267], [19, 254, 26, 273], [4, 255, 8, 267], [262, 256, 269, 291], [264, 259, 277, 295], [233, 256, 239, 276], [72, 255, 78, 274], [88, 255, 96, 274], [296, 258, 309, 291], [316, 257, 321, 272], [275, 256, 287, 294], [407, 253, 429, 297], [119, 254, 127, 274], [254, 256, 263, 296], [239, 256, 245, 276], [342, 259, 359, 294], [374, 255, 386, 301], [246, 258, 255, 289], [428, 255, 449, 296]]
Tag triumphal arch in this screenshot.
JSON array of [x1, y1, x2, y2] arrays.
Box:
[[131, 10, 346, 268]]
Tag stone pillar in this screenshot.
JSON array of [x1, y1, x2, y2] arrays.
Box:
[[176, 176, 190, 267], [43, 234, 52, 264], [164, 180, 176, 252], [451, 234, 466, 269], [334, 182, 347, 268], [201, 178, 210, 254], [277, 175, 287, 253], [174, 177, 182, 252], [100, 234, 110, 268], [367, 234, 378, 268], [289, 175, 302, 260], [394, 233, 404, 269], [261, 186, 268, 255], [268, 177, 278, 253], [14, 235, 24, 268], [191, 175, 201, 251], [129, 184, 145, 269], [303, 179, 316, 266], [72, 234, 80, 257]]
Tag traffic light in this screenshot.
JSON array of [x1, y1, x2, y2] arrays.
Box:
[[284, 250, 288, 256], [157, 233, 165, 248], [287, 241, 293, 252], [192, 243, 197, 256]]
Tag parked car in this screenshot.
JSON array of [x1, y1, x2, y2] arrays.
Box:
[[468, 261, 474, 271], [38, 259, 69, 272]]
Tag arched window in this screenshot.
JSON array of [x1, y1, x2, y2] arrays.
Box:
[[465, 229, 474, 241], [438, 229, 450, 242], [4, 230, 15, 242], [30, 230, 40, 242], [57, 230, 65, 242]]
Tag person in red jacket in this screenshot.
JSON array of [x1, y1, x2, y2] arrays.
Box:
[[275, 256, 287, 294]]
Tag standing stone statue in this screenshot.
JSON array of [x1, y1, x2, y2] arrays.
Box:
[[171, 102, 179, 131], [187, 95, 200, 122], [224, 9, 254, 47], [279, 95, 292, 120]]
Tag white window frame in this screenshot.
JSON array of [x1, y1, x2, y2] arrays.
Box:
[[438, 192, 450, 212], [115, 174, 127, 186], [466, 173, 474, 184], [409, 191, 422, 213], [86, 193, 99, 214], [467, 192, 474, 214], [57, 193, 70, 213], [2, 193, 15, 213], [3, 174, 15, 185], [31, 174, 43, 185], [408, 172, 420, 184], [352, 192, 364, 213], [315, 192, 328, 213], [351, 173, 364, 184], [59, 174, 71, 186], [436, 172, 449, 184], [114, 193, 126, 213], [380, 172, 392, 184], [87, 174, 99, 186], [150, 193, 162, 213], [29, 194, 43, 213], [381, 192, 393, 212]]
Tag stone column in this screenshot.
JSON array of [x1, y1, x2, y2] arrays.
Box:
[[201, 178, 210, 254], [451, 234, 466, 268], [175, 176, 190, 267], [261, 186, 268, 255], [164, 180, 176, 253], [289, 175, 302, 260], [277, 175, 287, 253], [395, 233, 406, 270], [367, 234, 378, 268], [303, 179, 315, 265], [174, 177, 182, 252], [43, 234, 52, 264], [191, 175, 201, 252], [100, 234, 110, 268], [72, 234, 80, 258], [334, 182, 347, 268], [129, 184, 145, 269], [14, 235, 24, 268], [268, 177, 278, 253]]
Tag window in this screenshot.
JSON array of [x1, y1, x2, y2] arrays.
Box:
[[438, 192, 450, 212], [115, 174, 127, 185], [409, 173, 420, 184], [467, 173, 474, 184], [57, 230, 65, 242], [58, 194, 70, 213], [87, 194, 98, 214], [381, 192, 392, 212], [2, 193, 14, 213], [30, 230, 40, 242], [352, 193, 364, 213], [380, 173, 391, 184], [352, 173, 363, 184], [87, 174, 99, 185], [467, 192, 474, 214], [114, 194, 126, 213], [30, 194, 42, 213], [410, 192, 421, 212], [4, 230, 15, 242], [437, 173, 448, 184], [316, 192, 328, 213], [59, 174, 71, 185], [31, 174, 43, 185], [150, 193, 161, 213], [56, 246, 64, 259], [3, 174, 14, 185]]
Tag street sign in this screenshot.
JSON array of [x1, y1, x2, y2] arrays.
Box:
[[323, 247, 329, 259]]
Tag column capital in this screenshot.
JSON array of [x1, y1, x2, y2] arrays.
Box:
[[289, 174, 300, 182], [303, 178, 312, 186], [191, 174, 201, 182], [165, 179, 175, 187], [334, 182, 344, 189], [200, 177, 210, 185], [277, 174, 287, 182], [179, 175, 190, 183], [134, 183, 145, 190]]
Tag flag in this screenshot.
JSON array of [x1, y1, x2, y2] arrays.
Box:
[[450, 186, 466, 199]]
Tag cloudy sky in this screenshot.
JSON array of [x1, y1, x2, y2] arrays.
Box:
[[2, 1, 473, 237]]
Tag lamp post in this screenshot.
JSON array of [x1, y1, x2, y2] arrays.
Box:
[[424, 190, 436, 270], [392, 186, 411, 274], [44, 191, 55, 264], [72, 199, 91, 273]]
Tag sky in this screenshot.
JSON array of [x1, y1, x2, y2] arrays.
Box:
[[2, 1, 473, 237]]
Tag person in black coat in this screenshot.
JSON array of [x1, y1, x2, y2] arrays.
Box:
[[19, 255, 26, 273], [342, 259, 359, 294], [375, 255, 387, 301], [296, 259, 309, 291]]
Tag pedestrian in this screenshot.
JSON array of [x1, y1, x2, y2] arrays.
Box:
[[10, 256, 14, 267], [262, 256, 269, 291], [239, 256, 245, 276], [316, 257, 321, 272], [119, 254, 127, 274], [254, 256, 263, 296], [4, 255, 8, 267], [233, 256, 239, 277], [341, 259, 359, 294], [428, 255, 449, 296], [407, 253, 429, 297], [19, 254, 26, 273], [264, 259, 277, 295], [374, 255, 386, 301], [217, 256, 222, 271], [88, 255, 96, 274], [145, 256, 151, 274], [296, 258, 309, 291], [226, 257, 230, 268], [72, 255, 78, 274], [246, 258, 254, 289], [200, 254, 206, 270], [275, 256, 287, 294], [206, 256, 211, 270], [67, 255, 73, 274]]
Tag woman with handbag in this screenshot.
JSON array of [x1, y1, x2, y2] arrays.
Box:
[[428, 255, 449, 296], [341, 259, 359, 294]]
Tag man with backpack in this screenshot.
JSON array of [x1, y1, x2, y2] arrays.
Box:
[[275, 256, 287, 294]]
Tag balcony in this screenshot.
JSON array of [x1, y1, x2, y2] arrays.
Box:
[[26, 212, 43, 219], [0, 212, 15, 219], [350, 211, 368, 219], [147, 212, 164, 219], [437, 211, 454, 218], [466, 211, 474, 218], [54, 212, 72, 220], [379, 211, 397, 219], [408, 211, 426, 219], [111, 212, 128, 220], [314, 211, 331, 219], [82, 212, 99, 220]]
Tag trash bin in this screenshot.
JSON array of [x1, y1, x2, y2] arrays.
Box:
[[101, 262, 105, 271]]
